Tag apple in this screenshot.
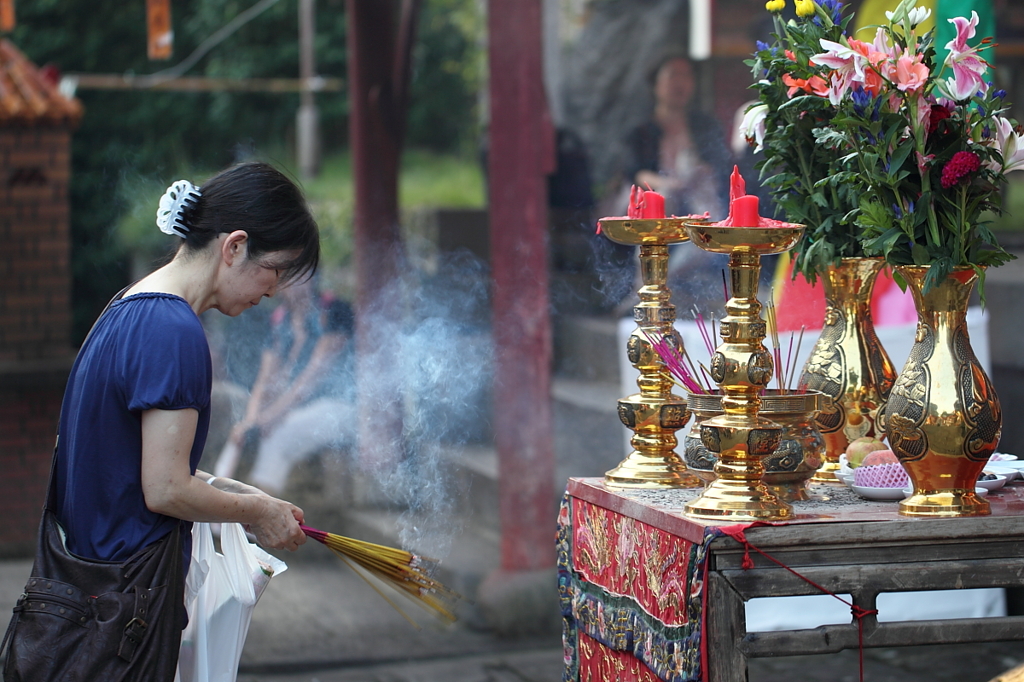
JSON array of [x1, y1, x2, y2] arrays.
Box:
[[845, 437, 887, 468], [862, 449, 899, 467]]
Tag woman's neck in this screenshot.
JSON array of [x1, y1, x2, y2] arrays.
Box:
[[654, 103, 689, 136], [126, 251, 218, 315]]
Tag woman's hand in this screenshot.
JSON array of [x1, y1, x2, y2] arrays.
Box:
[[635, 170, 684, 194], [249, 496, 306, 551]]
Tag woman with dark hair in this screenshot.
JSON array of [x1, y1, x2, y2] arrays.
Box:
[[624, 53, 731, 219], [46, 161, 319, 677], [618, 53, 733, 313]]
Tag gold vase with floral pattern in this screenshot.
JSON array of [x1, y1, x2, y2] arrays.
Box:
[[798, 258, 897, 482], [885, 266, 1001, 517]]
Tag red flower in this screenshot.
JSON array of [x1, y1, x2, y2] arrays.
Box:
[[928, 104, 952, 135], [940, 151, 981, 188]]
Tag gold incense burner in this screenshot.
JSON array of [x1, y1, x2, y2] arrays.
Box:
[[598, 217, 704, 488], [684, 390, 828, 502], [682, 224, 804, 520]]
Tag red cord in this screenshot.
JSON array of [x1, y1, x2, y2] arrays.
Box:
[[718, 525, 878, 682]]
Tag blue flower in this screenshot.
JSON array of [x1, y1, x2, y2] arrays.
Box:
[[892, 203, 903, 219], [994, 89, 1007, 99], [851, 86, 871, 117], [812, 0, 843, 25], [820, 0, 843, 23], [756, 40, 771, 52]]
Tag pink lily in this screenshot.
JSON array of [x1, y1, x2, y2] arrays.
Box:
[[894, 52, 929, 93], [916, 151, 935, 177], [812, 39, 858, 78], [941, 12, 989, 101], [825, 69, 855, 106]]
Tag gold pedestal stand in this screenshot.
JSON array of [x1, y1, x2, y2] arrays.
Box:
[[682, 224, 804, 520], [599, 218, 702, 488]]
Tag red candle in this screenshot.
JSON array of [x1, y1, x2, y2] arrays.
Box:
[[730, 195, 760, 227], [641, 190, 665, 219], [729, 165, 746, 205], [628, 186, 640, 218]]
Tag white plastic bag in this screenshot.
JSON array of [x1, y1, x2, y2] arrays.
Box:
[[175, 522, 287, 682]]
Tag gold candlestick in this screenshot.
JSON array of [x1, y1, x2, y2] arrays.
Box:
[[598, 217, 703, 488], [682, 224, 804, 520]]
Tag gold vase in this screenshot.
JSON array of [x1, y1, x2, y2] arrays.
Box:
[[683, 390, 827, 501], [886, 266, 1001, 517], [798, 258, 897, 482]]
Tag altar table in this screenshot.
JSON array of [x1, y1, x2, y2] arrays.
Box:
[[559, 477, 1024, 682]]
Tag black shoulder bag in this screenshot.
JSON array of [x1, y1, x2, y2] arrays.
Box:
[[1, 286, 187, 682]]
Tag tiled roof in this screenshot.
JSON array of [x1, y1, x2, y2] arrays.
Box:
[[0, 40, 82, 126]]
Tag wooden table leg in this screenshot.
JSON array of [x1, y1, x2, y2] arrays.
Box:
[[708, 571, 749, 682]]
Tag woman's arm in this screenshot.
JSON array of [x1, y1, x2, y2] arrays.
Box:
[[140, 408, 306, 551]]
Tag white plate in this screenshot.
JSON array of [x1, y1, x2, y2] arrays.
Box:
[[851, 484, 908, 501], [985, 465, 1020, 481], [990, 453, 1019, 462], [836, 471, 855, 486], [977, 473, 1009, 491], [902, 486, 989, 497], [993, 460, 1024, 472]]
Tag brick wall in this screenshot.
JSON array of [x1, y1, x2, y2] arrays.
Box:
[[0, 128, 72, 362], [0, 369, 68, 557], [0, 126, 74, 557]]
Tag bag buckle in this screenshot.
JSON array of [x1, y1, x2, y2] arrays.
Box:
[[117, 616, 149, 661]]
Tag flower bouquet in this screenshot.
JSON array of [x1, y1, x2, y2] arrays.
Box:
[[743, 0, 863, 280], [744, 0, 1021, 289], [741, 0, 1018, 516], [803, 0, 1019, 291]]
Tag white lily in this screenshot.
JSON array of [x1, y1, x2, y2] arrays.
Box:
[[739, 103, 769, 153], [993, 117, 1024, 174], [885, 5, 931, 28]]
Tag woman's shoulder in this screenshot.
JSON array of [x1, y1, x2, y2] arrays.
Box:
[[106, 293, 206, 342]]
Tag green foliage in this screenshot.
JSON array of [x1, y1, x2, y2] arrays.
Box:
[[747, 7, 863, 282], [9, 0, 482, 341], [406, 0, 483, 152]]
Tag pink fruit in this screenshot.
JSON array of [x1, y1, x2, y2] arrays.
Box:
[[862, 449, 899, 467], [846, 437, 887, 468]]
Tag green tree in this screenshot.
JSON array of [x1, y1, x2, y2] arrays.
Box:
[[9, 0, 479, 341]]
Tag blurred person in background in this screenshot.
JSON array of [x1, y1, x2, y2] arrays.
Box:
[[214, 276, 356, 496], [617, 51, 733, 313], [623, 52, 731, 219]]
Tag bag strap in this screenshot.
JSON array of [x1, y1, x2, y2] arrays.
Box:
[[0, 592, 25, 661], [46, 283, 135, 511]]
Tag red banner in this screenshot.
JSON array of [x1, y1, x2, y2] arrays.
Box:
[[578, 632, 663, 682], [571, 497, 699, 627]]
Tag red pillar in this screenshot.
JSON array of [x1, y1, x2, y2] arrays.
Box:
[[346, 0, 409, 470], [487, 0, 556, 571]]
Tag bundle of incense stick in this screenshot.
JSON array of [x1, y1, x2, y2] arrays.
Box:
[[643, 329, 710, 394], [300, 525, 461, 626], [764, 294, 805, 392]]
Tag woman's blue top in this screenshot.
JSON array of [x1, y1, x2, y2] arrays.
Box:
[[55, 293, 212, 562]]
